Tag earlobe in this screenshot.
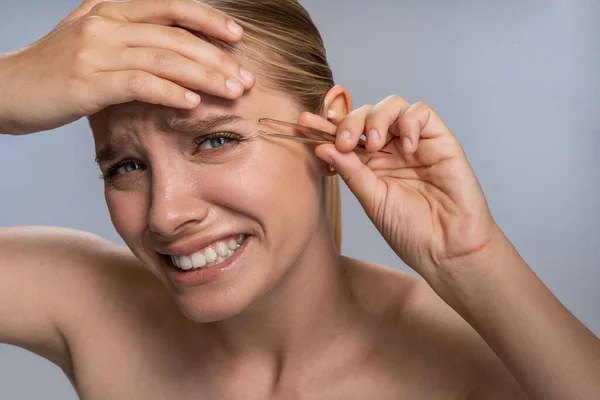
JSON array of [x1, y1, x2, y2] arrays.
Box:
[[322, 85, 352, 125], [320, 162, 338, 178]]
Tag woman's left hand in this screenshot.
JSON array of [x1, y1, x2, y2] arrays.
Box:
[[299, 95, 498, 279], [302, 96, 600, 400]]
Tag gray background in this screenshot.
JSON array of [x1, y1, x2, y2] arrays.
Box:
[[1, 0, 599, 398]]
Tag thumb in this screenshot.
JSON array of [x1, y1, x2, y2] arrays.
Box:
[[315, 144, 380, 211]]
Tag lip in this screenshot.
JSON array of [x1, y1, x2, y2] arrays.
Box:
[[158, 232, 245, 256], [162, 236, 250, 287]]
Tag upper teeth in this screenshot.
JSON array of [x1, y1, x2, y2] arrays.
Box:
[[171, 234, 245, 271]]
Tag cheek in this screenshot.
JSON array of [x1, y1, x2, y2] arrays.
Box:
[[218, 144, 322, 236], [102, 141, 323, 249], [105, 189, 148, 248]]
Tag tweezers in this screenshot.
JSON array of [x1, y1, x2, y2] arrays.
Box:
[[258, 117, 392, 155]]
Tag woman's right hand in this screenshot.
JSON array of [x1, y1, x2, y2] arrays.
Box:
[[0, 0, 255, 135]]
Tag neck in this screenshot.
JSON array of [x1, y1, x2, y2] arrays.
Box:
[[208, 217, 359, 363]]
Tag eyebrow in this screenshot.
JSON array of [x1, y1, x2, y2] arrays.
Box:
[[95, 114, 246, 165]]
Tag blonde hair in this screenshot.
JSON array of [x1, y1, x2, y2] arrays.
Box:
[[197, 0, 342, 251]]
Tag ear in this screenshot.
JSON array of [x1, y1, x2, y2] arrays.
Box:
[[317, 86, 352, 176], [321, 85, 352, 125]]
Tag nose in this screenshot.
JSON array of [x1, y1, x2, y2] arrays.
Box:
[[147, 169, 209, 238]]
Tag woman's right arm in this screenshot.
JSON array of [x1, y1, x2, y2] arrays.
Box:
[[0, 227, 133, 374], [0, 0, 254, 135], [0, 0, 255, 372]]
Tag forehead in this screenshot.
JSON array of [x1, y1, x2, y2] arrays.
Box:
[[89, 85, 300, 145]]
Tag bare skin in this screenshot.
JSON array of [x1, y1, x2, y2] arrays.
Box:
[[0, 0, 254, 135], [1, 1, 599, 399], [0, 227, 524, 400]]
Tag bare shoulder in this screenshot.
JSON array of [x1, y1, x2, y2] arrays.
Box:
[[342, 256, 529, 399], [14, 226, 171, 324], [0, 227, 169, 374], [0, 226, 158, 298], [0, 225, 135, 269]]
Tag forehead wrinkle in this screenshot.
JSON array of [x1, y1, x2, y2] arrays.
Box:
[[95, 112, 250, 165], [95, 123, 142, 165]]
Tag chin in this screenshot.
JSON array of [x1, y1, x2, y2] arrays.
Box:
[[172, 288, 258, 323]]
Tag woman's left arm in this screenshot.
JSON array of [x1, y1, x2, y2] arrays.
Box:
[[436, 226, 600, 400], [298, 96, 600, 400]]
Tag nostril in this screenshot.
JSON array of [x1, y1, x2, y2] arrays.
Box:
[[148, 204, 210, 237]]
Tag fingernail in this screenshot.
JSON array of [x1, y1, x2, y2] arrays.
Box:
[[240, 67, 254, 84], [185, 91, 200, 105], [338, 130, 351, 143], [226, 78, 243, 93], [227, 19, 243, 36], [402, 137, 412, 151], [368, 129, 379, 146]]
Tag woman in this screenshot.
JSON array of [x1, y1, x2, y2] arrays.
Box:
[[1, 0, 598, 399]]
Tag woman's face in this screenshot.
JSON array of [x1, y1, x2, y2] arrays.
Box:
[[89, 87, 328, 322]]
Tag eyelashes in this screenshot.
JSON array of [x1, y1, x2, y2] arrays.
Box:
[[101, 159, 145, 181], [192, 131, 246, 153], [100, 131, 248, 182]]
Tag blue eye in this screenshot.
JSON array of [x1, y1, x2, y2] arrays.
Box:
[[114, 162, 143, 175], [194, 132, 245, 152], [198, 135, 233, 150], [102, 160, 144, 181]]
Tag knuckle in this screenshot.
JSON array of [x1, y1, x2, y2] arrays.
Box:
[[73, 47, 92, 68], [410, 101, 430, 111], [352, 104, 373, 120], [89, 1, 112, 16], [341, 112, 357, 125], [205, 7, 228, 25], [162, 0, 186, 16], [125, 72, 146, 95], [357, 104, 373, 113], [204, 2, 228, 20], [159, 80, 176, 99], [365, 108, 379, 123], [152, 51, 174, 69], [200, 68, 218, 85], [385, 94, 405, 104], [383, 94, 410, 111], [80, 15, 106, 36], [346, 109, 360, 119], [167, 27, 190, 44], [218, 52, 239, 72]]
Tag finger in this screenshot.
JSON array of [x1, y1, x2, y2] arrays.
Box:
[[114, 23, 254, 89], [94, 70, 201, 110], [298, 112, 374, 164], [91, 0, 244, 42], [104, 47, 245, 99], [335, 105, 373, 153], [364, 95, 411, 153], [315, 143, 380, 213], [395, 102, 450, 156], [297, 112, 338, 135], [58, 0, 106, 27]]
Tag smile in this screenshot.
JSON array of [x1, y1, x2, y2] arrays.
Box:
[[169, 234, 246, 271]]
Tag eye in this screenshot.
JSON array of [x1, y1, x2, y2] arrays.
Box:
[[115, 162, 144, 174], [102, 160, 145, 180], [197, 133, 238, 150]]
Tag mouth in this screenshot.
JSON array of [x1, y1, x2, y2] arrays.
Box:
[[167, 234, 245, 271], [159, 234, 249, 286]]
